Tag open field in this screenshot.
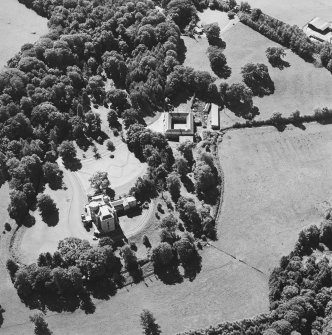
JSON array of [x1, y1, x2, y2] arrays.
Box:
[[217, 123, 332, 273], [245, 0, 332, 27], [0, 0, 48, 68], [222, 23, 332, 120], [183, 19, 332, 121]]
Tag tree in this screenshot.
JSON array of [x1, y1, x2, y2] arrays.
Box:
[[98, 237, 114, 249], [177, 141, 195, 166], [140, 310, 161, 335], [121, 245, 138, 271], [8, 190, 28, 223], [208, 46, 231, 79], [43, 162, 63, 189], [174, 234, 198, 265], [77, 246, 119, 281], [58, 141, 77, 163], [240, 1, 251, 12], [0, 304, 4, 328], [29, 313, 52, 335], [166, 172, 181, 201], [107, 109, 118, 128], [89, 171, 111, 194], [194, 161, 217, 195], [6, 258, 19, 279], [177, 197, 202, 236], [251, 8, 262, 21], [241, 63, 274, 96], [160, 228, 178, 245], [320, 220, 332, 249], [160, 214, 178, 232], [58, 237, 92, 266], [225, 83, 254, 118], [37, 194, 58, 218], [205, 23, 221, 46], [151, 242, 174, 268], [173, 157, 189, 177], [266, 47, 287, 68], [130, 175, 157, 203]]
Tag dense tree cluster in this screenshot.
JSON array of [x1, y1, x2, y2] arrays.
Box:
[[193, 151, 219, 201], [166, 65, 219, 104], [128, 124, 174, 202], [241, 63, 274, 97], [10, 237, 122, 311], [1, 0, 212, 223], [177, 197, 216, 239]]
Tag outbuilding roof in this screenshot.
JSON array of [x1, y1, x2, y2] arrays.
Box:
[[309, 17, 331, 31]]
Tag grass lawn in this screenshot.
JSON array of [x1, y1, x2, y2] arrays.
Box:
[[222, 23, 332, 120], [217, 123, 332, 274], [245, 0, 332, 27], [0, 0, 48, 68]]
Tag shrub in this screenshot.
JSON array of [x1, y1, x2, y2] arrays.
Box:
[[106, 140, 115, 151]]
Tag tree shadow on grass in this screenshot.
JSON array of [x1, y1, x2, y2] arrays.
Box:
[[128, 266, 144, 284], [198, 187, 219, 206], [20, 292, 82, 314], [182, 176, 195, 193], [251, 80, 275, 98], [86, 278, 117, 301], [182, 253, 202, 282], [79, 290, 96, 314], [63, 158, 82, 172], [269, 59, 290, 70], [178, 38, 187, 64], [154, 263, 183, 285]]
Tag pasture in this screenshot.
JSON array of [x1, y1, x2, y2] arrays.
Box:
[[0, 0, 48, 68], [245, 0, 332, 27]]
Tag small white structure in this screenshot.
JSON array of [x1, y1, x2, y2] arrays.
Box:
[[304, 17, 332, 43], [210, 104, 220, 130]]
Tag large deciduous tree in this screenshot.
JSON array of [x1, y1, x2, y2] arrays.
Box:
[[241, 63, 274, 96], [140, 310, 161, 335]]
